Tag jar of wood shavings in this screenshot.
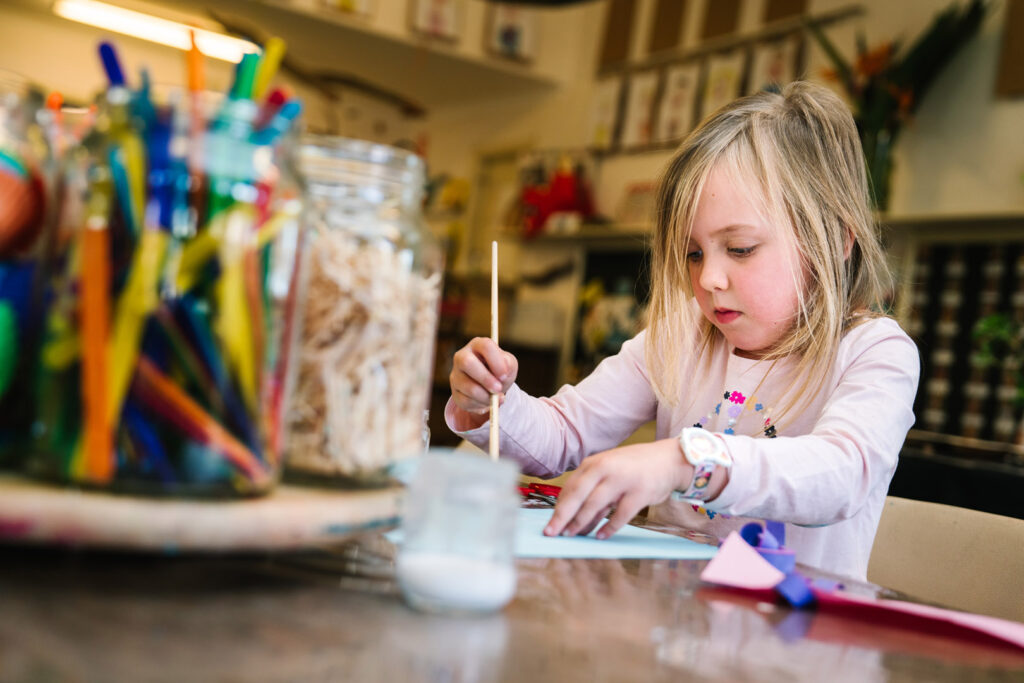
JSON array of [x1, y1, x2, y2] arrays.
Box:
[[285, 136, 442, 483]]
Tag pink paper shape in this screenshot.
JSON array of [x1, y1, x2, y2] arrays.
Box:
[[700, 530, 1024, 651], [700, 531, 785, 589], [814, 590, 1024, 651]]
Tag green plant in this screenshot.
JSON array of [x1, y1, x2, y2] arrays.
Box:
[[807, 0, 988, 211], [973, 313, 1024, 406]]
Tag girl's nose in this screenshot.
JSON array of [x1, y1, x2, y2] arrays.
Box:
[[698, 255, 728, 291]]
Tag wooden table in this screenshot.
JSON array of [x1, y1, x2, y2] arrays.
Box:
[[2, 528, 1024, 683]]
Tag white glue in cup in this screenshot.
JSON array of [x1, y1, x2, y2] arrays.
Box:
[[396, 449, 520, 615]]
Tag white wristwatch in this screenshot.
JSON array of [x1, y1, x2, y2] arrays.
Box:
[[671, 427, 732, 502]]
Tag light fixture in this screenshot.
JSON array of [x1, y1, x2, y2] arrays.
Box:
[[53, 0, 258, 63]]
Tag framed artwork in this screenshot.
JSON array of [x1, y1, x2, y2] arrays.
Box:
[[746, 36, 800, 95], [586, 77, 623, 150], [320, 0, 373, 16], [598, 0, 637, 71], [700, 50, 746, 120], [411, 0, 460, 41], [487, 5, 538, 62], [615, 181, 659, 225], [655, 62, 700, 143], [620, 70, 659, 148]]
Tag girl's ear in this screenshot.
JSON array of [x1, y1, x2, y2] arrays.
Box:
[[843, 227, 855, 260]]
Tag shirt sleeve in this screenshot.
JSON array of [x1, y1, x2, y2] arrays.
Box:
[[706, 319, 920, 526], [444, 331, 659, 478]]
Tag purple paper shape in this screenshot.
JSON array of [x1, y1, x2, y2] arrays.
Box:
[[776, 573, 815, 608], [757, 547, 796, 574]]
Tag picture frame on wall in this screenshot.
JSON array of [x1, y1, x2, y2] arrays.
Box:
[[586, 77, 623, 150], [620, 70, 659, 149], [486, 5, 538, 62], [411, 0, 461, 41], [746, 35, 801, 95], [655, 62, 700, 143], [701, 50, 746, 120]]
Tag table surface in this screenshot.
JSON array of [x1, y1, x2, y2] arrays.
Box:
[[1, 523, 1023, 682]]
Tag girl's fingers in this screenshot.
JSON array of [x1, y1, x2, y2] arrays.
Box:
[[468, 339, 507, 387], [575, 504, 614, 536], [563, 482, 620, 537], [544, 470, 602, 536], [594, 493, 646, 540], [453, 345, 503, 394], [469, 337, 510, 382], [452, 384, 491, 413], [500, 351, 518, 390]]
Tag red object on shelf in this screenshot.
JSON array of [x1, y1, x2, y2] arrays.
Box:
[[518, 160, 596, 239]]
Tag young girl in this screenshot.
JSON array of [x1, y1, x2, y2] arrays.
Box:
[[446, 81, 919, 581]]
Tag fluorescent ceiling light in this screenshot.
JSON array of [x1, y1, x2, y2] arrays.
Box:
[[53, 0, 258, 63]]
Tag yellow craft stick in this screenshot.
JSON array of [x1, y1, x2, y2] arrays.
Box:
[[215, 205, 257, 414], [173, 212, 290, 295], [252, 36, 286, 101], [173, 225, 222, 293], [107, 228, 169, 426], [489, 240, 499, 462]]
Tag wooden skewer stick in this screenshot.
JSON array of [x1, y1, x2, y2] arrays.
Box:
[[489, 240, 499, 462]]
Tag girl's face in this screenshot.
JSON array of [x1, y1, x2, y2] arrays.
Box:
[[686, 164, 804, 359]]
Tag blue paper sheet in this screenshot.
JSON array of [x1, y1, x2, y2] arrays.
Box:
[[388, 508, 718, 560], [514, 508, 718, 559]]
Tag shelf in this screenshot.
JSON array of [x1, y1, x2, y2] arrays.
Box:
[[599, 4, 865, 76], [173, 0, 560, 111], [881, 212, 1024, 232], [526, 223, 652, 250]]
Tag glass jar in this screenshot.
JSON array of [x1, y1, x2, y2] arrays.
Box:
[[0, 71, 52, 467], [284, 135, 443, 483], [28, 87, 306, 497]]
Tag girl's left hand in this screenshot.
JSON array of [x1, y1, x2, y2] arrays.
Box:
[[543, 438, 691, 540]]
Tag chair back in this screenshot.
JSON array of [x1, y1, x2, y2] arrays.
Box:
[[868, 496, 1024, 622]]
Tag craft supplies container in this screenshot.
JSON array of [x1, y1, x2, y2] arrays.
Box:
[[396, 450, 520, 615], [0, 71, 53, 467], [284, 135, 442, 483], [28, 79, 307, 497]]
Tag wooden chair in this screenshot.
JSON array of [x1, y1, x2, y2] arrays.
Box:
[[868, 496, 1024, 622]]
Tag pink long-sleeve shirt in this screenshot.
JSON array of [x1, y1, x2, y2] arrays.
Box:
[[446, 316, 920, 580]]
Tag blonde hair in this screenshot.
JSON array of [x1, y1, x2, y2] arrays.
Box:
[[645, 81, 893, 423]]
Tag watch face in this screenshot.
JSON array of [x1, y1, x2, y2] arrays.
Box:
[[689, 432, 718, 458], [682, 428, 733, 467]]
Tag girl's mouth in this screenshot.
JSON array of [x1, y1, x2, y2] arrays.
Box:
[[714, 308, 740, 324]]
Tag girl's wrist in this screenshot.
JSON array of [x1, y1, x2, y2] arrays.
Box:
[[451, 406, 489, 432]]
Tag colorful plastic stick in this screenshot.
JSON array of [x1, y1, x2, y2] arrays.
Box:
[[73, 166, 114, 483], [133, 357, 270, 488], [172, 296, 259, 455], [106, 207, 169, 431], [122, 403, 176, 484], [252, 37, 286, 101], [216, 206, 258, 415]]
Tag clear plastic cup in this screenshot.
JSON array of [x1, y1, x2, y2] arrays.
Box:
[[396, 449, 520, 615]]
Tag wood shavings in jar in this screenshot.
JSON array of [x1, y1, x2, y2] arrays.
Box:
[[285, 225, 441, 479]]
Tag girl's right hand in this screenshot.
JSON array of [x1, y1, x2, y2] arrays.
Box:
[[449, 337, 519, 431]]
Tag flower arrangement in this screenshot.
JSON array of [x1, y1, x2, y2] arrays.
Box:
[[808, 0, 988, 211]]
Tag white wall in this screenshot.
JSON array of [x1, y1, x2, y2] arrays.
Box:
[[812, 0, 1024, 215], [1, 0, 1019, 217]]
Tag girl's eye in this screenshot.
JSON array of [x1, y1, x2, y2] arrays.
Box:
[[728, 246, 756, 257], [686, 249, 703, 262]]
